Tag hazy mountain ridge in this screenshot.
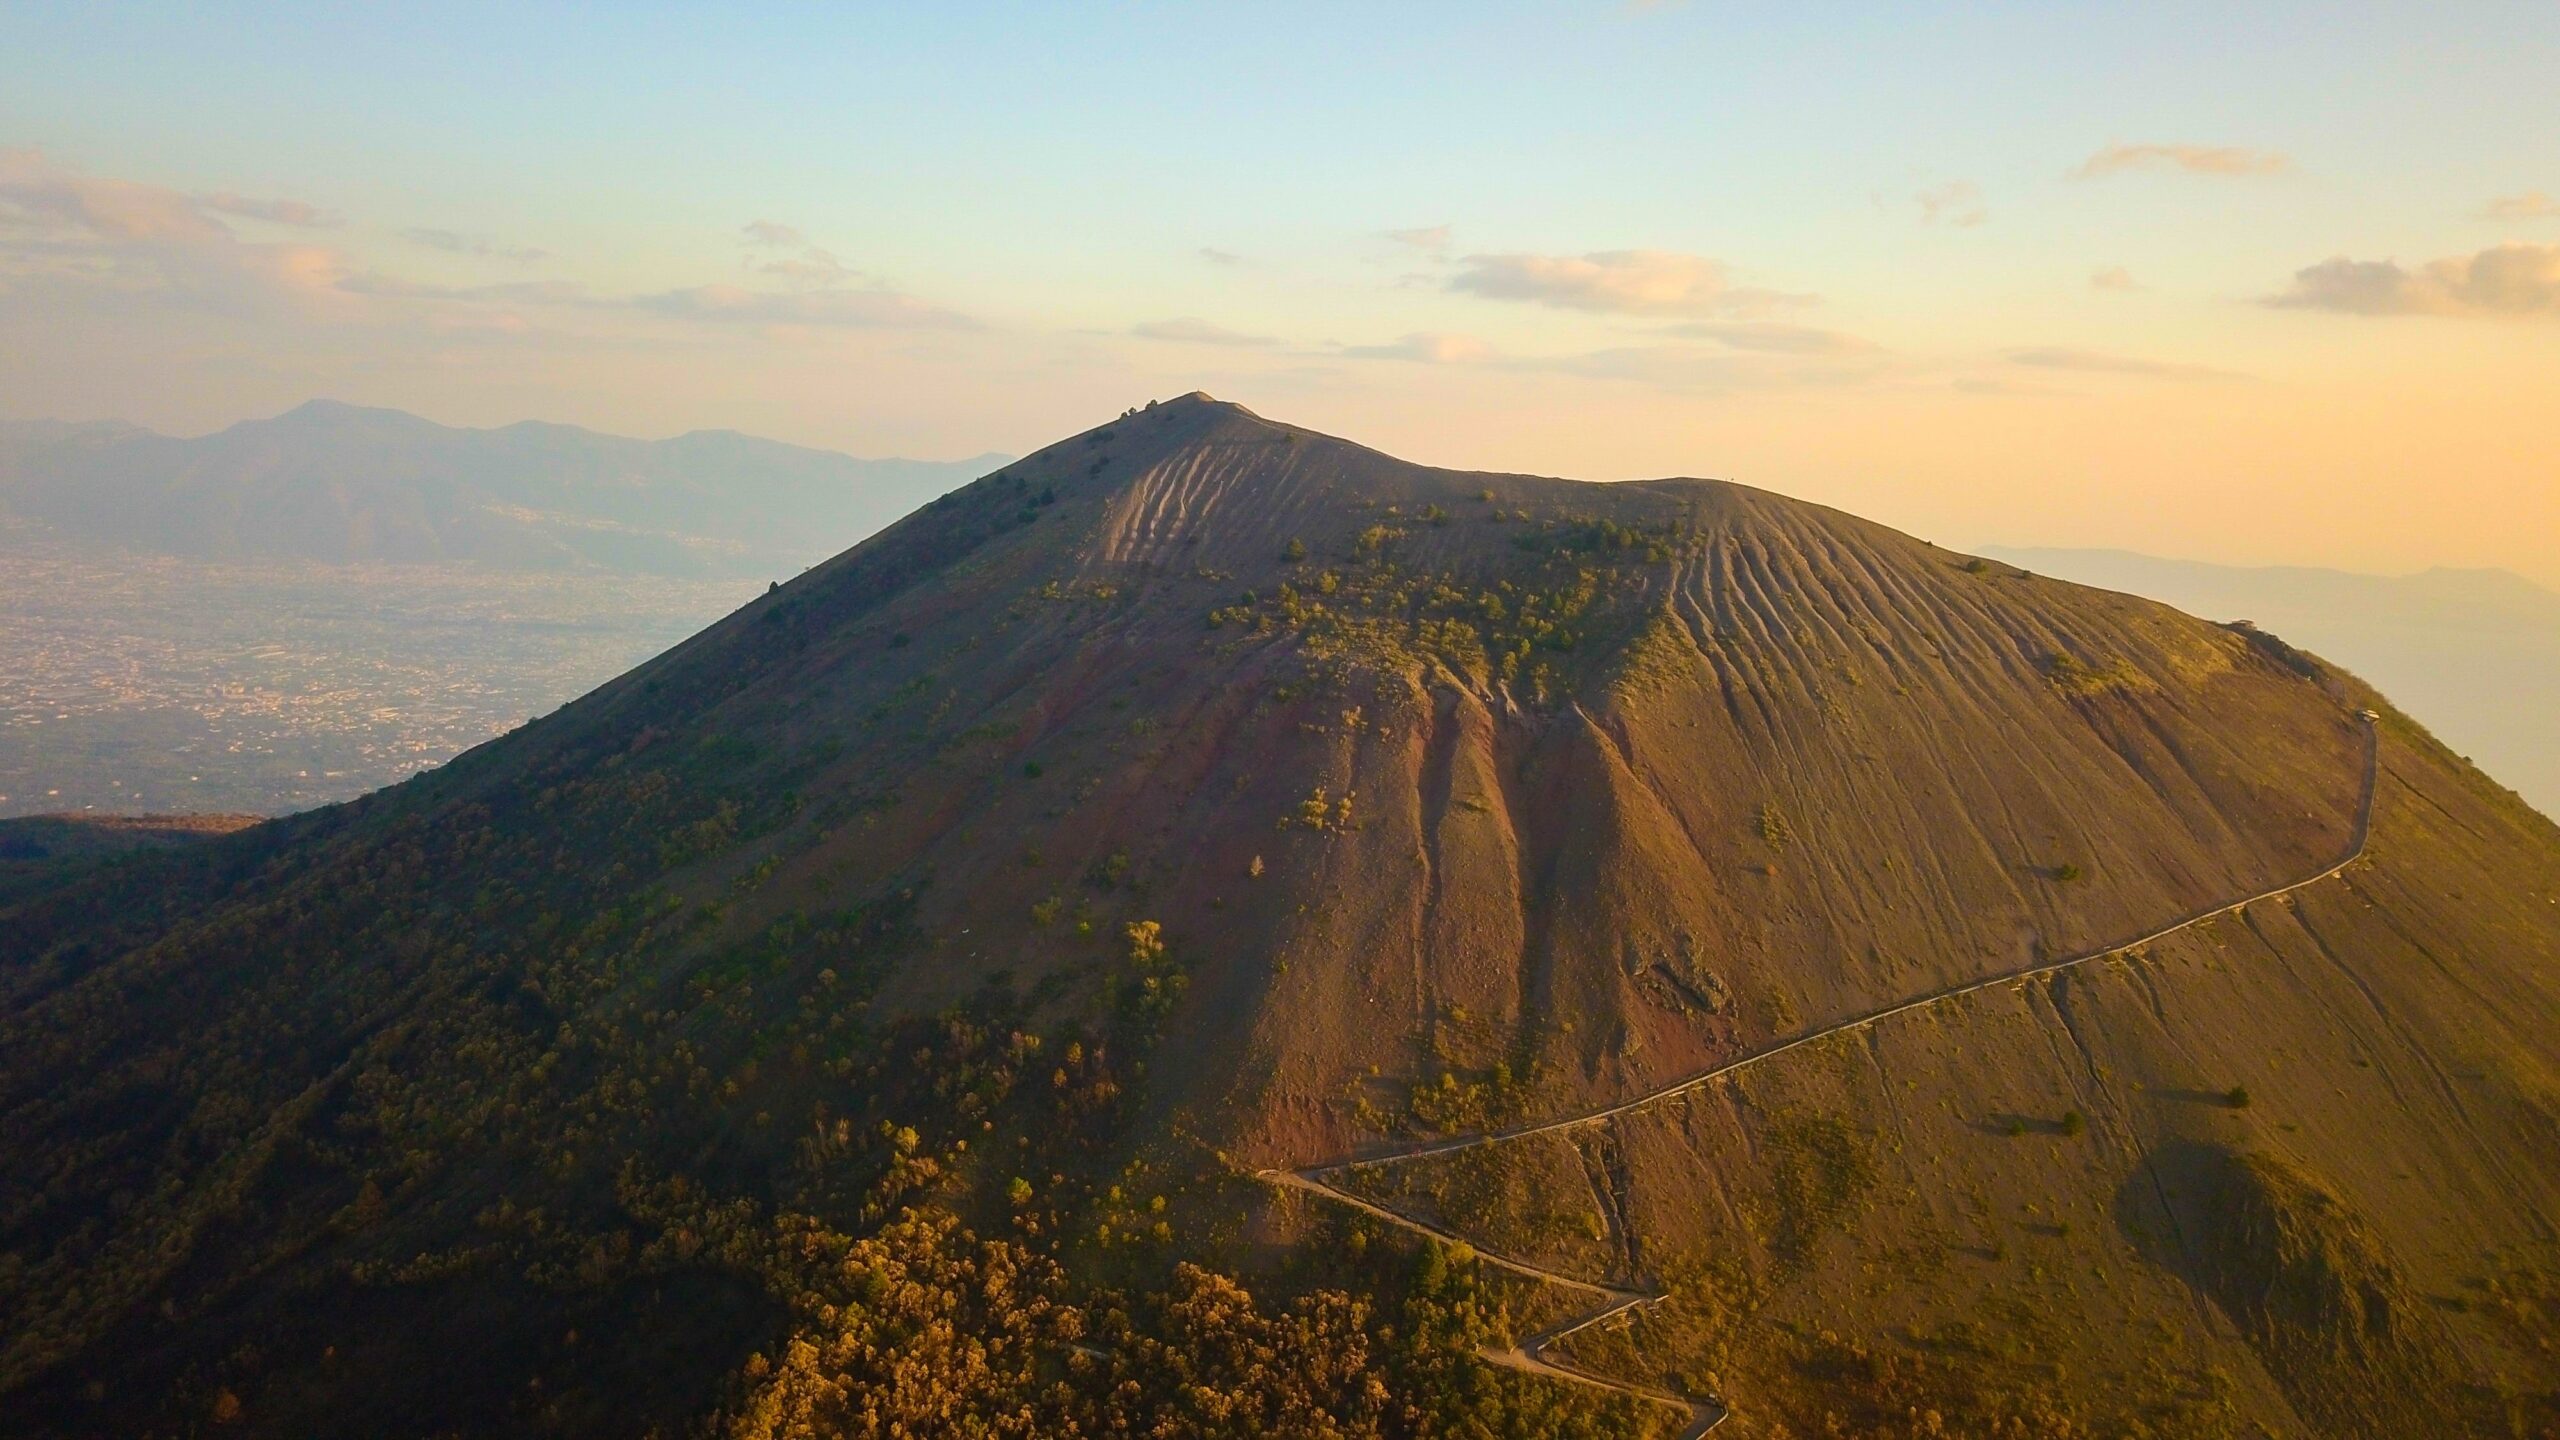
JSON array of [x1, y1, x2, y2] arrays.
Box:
[[1985, 545, 2560, 818], [2, 397, 2553, 1437], [0, 401, 1012, 577]]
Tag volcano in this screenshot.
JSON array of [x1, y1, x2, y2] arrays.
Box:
[[5, 394, 2556, 1437]]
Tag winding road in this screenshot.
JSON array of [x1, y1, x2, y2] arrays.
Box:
[[1263, 711, 2381, 1438]]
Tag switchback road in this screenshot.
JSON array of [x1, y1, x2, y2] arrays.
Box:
[[1264, 711, 2381, 1438]]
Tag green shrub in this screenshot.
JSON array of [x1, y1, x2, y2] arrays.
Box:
[[1759, 802, 1794, 850]]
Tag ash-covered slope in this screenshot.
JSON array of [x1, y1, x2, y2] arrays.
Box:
[[3, 395, 2554, 1437]]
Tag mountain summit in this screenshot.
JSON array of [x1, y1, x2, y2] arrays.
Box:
[[5, 397, 2556, 1436]]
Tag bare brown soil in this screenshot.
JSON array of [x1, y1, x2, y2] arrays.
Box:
[[3, 394, 2554, 1437]]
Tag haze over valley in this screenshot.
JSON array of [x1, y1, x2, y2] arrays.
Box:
[[0, 404, 1004, 816]]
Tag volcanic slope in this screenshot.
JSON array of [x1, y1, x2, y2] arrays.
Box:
[[2, 394, 2555, 1437]]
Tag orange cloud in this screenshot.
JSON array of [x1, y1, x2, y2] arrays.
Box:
[[402, 227, 548, 261], [2006, 345, 2237, 380], [2483, 191, 2559, 221], [2071, 143, 2288, 179], [1449, 249, 1809, 316], [1130, 317, 1276, 347], [631, 283, 975, 329], [1915, 181, 1987, 227], [0, 146, 227, 242], [1663, 321, 1878, 355], [1342, 332, 1495, 363], [199, 192, 338, 228], [1382, 225, 1452, 255]]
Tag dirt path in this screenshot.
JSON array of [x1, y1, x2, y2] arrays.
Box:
[[1264, 712, 2381, 1437]]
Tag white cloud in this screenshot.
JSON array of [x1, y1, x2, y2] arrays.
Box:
[[341, 268, 973, 330], [1448, 249, 1808, 316], [758, 249, 855, 287], [2265, 245, 2560, 317], [1130, 317, 1276, 347], [1383, 224, 1452, 255], [631, 283, 976, 329], [1196, 246, 1244, 266], [2005, 345, 2236, 379], [339, 273, 587, 303], [733, 223, 860, 287], [1915, 181, 1987, 228], [2266, 257, 2413, 314], [2089, 266, 2142, 293], [1952, 376, 2059, 396], [402, 227, 548, 262], [2483, 191, 2560, 221], [1536, 345, 1764, 388], [2071, 142, 2288, 179], [1529, 343, 1890, 392], [1662, 321, 1878, 355], [1331, 333, 1887, 390], [1342, 332, 1496, 364], [199, 192, 338, 228]]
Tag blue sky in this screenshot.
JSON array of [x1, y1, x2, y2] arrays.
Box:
[[4, 2, 2557, 579]]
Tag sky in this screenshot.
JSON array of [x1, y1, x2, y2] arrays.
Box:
[[3, 1, 2557, 583]]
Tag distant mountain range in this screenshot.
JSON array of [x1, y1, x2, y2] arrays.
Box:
[[0, 401, 1011, 577], [1985, 546, 2560, 818]]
